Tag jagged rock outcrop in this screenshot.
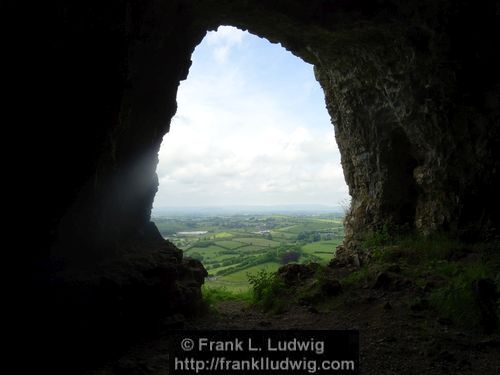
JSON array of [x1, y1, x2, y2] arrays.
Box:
[[31, 225, 206, 373], [41, 1, 498, 265]]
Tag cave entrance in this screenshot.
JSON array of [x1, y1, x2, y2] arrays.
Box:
[[152, 26, 349, 293]]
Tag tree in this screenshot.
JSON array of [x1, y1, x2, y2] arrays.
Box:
[[297, 232, 308, 241], [189, 252, 204, 261], [281, 251, 300, 264]]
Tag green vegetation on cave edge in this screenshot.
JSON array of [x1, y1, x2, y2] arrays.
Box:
[[89, 224, 500, 375], [240, 233, 500, 332], [153, 212, 500, 336], [194, 232, 500, 375]]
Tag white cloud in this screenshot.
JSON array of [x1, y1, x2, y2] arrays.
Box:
[[205, 26, 247, 63], [154, 27, 349, 208]]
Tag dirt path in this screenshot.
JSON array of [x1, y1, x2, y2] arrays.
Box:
[[87, 290, 500, 375]]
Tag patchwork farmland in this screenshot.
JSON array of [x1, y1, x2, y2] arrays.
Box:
[[153, 213, 344, 291]]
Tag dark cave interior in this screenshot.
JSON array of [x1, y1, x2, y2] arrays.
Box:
[[21, 1, 500, 373]]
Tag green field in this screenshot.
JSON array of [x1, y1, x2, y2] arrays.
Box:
[[153, 212, 344, 291], [270, 231, 296, 240], [240, 245, 268, 252], [186, 245, 225, 254], [214, 240, 246, 249], [185, 245, 236, 263], [206, 262, 282, 292], [302, 240, 340, 262], [232, 237, 280, 247], [278, 221, 340, 234], [212, 232, 233, 239]]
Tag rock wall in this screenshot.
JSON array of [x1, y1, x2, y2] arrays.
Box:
[[33, 0, 499, 267], [195, 0, 500, 244], [311, 1, 500, 244]]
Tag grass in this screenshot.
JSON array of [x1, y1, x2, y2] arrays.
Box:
[[278, 221, 337, 234], [202, 285, 252, 305], [226, 262, 281, 281], [205, 262, 282, 292], [202, 266, 286, 310], [270, 231, 296, 240], [214, 240, 246, 249], [248, 269, 287, 313], [200, 218, 499, 334], [238, 245, 267, 252], [186, 245, 226, 253], [205, 263, 238, 272], [428, 262, 497, 331], [245, 263, 346, 313], [185, 245, 238, 266], [154, 220, 192, 235], [156, 214, 347, 309], [358, 230, 500, 332], [205, 279, 249, 292], [342, 266, 372, 287], [301, 240, 340, 263], [311, 218, 343, 223], [212, 232, 233, 239], [366, 232, 468, 265], [232, 237, 280, 247]]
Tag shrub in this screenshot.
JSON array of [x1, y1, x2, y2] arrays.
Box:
[[195, 240, 215, 248], [281, 251, 301, 264], [248, 269, 286, 312], [429, 263, 497, 331], [369, 233, 467, 265], [342, 266, 372, 287], [362, 224, 393, 248]]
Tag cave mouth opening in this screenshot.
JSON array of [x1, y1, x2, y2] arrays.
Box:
[[152, 26, 349, 294]]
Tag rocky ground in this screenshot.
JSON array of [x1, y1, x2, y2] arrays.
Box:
[[86, 260, 500, 375]]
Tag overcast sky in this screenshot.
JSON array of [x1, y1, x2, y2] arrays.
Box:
[[153, 26, 349, 208]]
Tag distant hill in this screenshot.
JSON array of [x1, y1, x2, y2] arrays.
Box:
[[152, 204, 344, 217]]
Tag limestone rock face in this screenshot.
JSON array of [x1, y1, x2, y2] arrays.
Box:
[[197, 0, 500, 245], [306, 3, 499, 244], [35, 0, 499, 264]]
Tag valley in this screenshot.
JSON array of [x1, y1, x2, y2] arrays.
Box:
[[153, 212, 344, 292]]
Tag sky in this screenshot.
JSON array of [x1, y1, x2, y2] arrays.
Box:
[[153, 26, 349, 208]]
